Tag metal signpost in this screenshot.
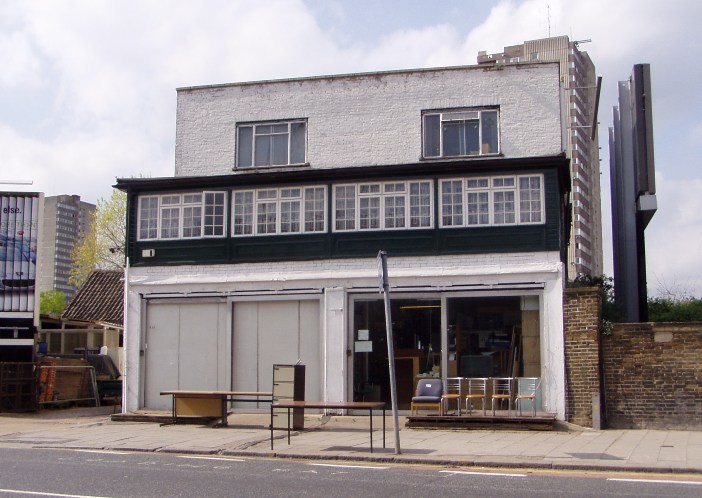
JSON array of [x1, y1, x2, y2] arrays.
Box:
[[377, 250, 401, 454]]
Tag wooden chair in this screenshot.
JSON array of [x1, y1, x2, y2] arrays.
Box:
[[410, 379, 443, 416], [440, 377, 463, 415], [491, 377, 513, 416], [464, 377, 488, 415]]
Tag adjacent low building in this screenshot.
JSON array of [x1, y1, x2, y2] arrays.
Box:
[[117, 62, 572, 418]]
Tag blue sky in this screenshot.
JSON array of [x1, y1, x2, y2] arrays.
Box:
[[1, 0, 700, 297]]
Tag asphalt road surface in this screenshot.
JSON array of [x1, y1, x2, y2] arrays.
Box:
[[0, 448, 701, 498]]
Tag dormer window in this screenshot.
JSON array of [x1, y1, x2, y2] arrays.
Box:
[[236, 119, 307, 168], [423, 108, 499, 159]]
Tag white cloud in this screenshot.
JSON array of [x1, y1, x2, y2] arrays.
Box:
[[645, 173, 702, 297], [2, 0, 701, 296]]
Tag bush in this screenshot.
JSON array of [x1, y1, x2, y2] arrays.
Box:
[[647, 297, 702, 322]]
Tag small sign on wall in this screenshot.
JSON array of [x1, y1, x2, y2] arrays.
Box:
[[355, 340, 373, 353]]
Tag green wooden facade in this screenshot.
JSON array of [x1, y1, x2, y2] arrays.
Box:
[[117, 155, 571, 267]]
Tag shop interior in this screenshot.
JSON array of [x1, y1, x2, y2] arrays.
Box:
[[352, 296, 539, 410]]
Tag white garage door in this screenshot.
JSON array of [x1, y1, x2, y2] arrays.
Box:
[[143, 300, 228, 410], [232, 300, 321, 406]]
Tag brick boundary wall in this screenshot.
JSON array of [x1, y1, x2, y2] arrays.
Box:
[[602, 322, 702, 430], [563, 287, 602, 427]]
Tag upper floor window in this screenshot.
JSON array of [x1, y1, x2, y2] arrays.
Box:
[[333, 180, 433, 232], [236, 120, 307, 168], [423, 109, 499, 159], [138, 191, 227, 240], [440, 174, 543, 228], [232, 185, 326, 236]]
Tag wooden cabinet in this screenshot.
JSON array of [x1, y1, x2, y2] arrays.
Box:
[[272, 364, 305, 429]]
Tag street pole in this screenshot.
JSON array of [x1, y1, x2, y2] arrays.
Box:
[[377, 250, 401, 454]]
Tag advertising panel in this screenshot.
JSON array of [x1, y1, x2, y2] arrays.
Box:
[[1, 193, 41, 313]]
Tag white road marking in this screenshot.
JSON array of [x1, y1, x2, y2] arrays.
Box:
[[0, 489, 113, 498], [308, 463, 388, 470], [67, 450, 132, 455], [608, 478, 702, 486], [440, 470, 528, 478], [178, 455, 244, 462]]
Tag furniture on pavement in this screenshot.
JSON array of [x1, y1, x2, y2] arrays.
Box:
[[490, 377, 514, 416], [160, 390, 272, 427], [410, 378, 443, 416], [465, 377, 489, 415], [515, 377, 541, 416], [270, 400, 386, 453], [441, 377, 463, 415]]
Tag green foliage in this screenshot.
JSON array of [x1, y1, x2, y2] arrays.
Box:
[[647, 297, 702, 322], [69, 189, 126, 288], [40, 290, 67, 316], [569, 274, 621, 322]]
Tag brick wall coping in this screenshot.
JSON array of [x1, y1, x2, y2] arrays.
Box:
[[611, 322, 702, 333]]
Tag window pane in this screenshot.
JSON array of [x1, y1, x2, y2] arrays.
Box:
[[463, 120, 480, 155], [359, 197, 380, 229], [335, 186, 355, 230], [409, 181, 431, 228], [481, 110, 499, 154], [182, 206, 202, 238], [271, 133, 288, 165], [138, 197, 159, 240], [204, 192, 226, 236], [385, 196, 405, 228], [290, 122, 306, 163], [441, 180, 463, 226], [423, 114, 440, 157], [237, 126, 253, 168], [233, 191, 254, 235], [280, 200, 301, 233], [254, 135, 272, 166], [257, 201, 277, 234], [493, 191, 515, 224], [304, 187, 325, 232], [442, 122, 462, 156], [160, 207, 180, 238]]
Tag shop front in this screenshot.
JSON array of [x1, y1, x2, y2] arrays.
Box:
[[350, 293, 542, 411]]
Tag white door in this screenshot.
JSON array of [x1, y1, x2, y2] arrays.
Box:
[[143, 300, 227, 410], [232, 300, 320, 407]]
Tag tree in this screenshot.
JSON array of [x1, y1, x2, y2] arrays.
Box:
[[69, 189, 126, 288], [39, 290, 67, 316]]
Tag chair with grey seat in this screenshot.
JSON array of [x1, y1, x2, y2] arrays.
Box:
[[410, 379, 443, 416]]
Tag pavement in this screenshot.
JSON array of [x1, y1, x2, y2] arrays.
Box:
[[1, 406, 701, 475]]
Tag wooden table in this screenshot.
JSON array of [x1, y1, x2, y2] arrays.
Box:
[[160, 390, 272, 427], [270, 400, 386, 452]]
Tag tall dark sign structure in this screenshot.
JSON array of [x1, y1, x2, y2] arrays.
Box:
[[0, 192, 42, 362], [609, 64, 657, 322]]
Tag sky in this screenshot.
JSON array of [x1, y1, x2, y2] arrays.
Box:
[[1, 0, 700, 298]]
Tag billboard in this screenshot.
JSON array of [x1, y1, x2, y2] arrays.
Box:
[[1, 193, 41, 313]]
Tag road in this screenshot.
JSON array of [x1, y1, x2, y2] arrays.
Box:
[[0, 448, 700, 497]]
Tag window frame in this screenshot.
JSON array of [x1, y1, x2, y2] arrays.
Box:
[[332, 180, 434, 233], [137, 191, 228, 241], [231, 185, 327, 237], [236, 119, 307, 169], [423, 108, 500, 159], [438, 174, 544, 228]]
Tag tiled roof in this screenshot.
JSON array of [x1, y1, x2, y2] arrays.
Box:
[[62, 270, 124, 326]]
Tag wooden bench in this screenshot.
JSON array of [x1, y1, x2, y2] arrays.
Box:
[[270, 400, 386, 452], [161, 390, 272, 427]]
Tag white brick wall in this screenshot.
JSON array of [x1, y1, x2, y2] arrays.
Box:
[[174, 63, 563, 177]]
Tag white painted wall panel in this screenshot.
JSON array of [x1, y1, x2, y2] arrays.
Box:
[[175, 64, 563, 177]]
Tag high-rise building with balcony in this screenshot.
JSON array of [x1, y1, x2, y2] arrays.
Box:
[[38, 195, 95, 301], [478, 35, 603, 279]]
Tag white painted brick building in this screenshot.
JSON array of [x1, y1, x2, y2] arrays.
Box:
[[118, 62, 572, 420]]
